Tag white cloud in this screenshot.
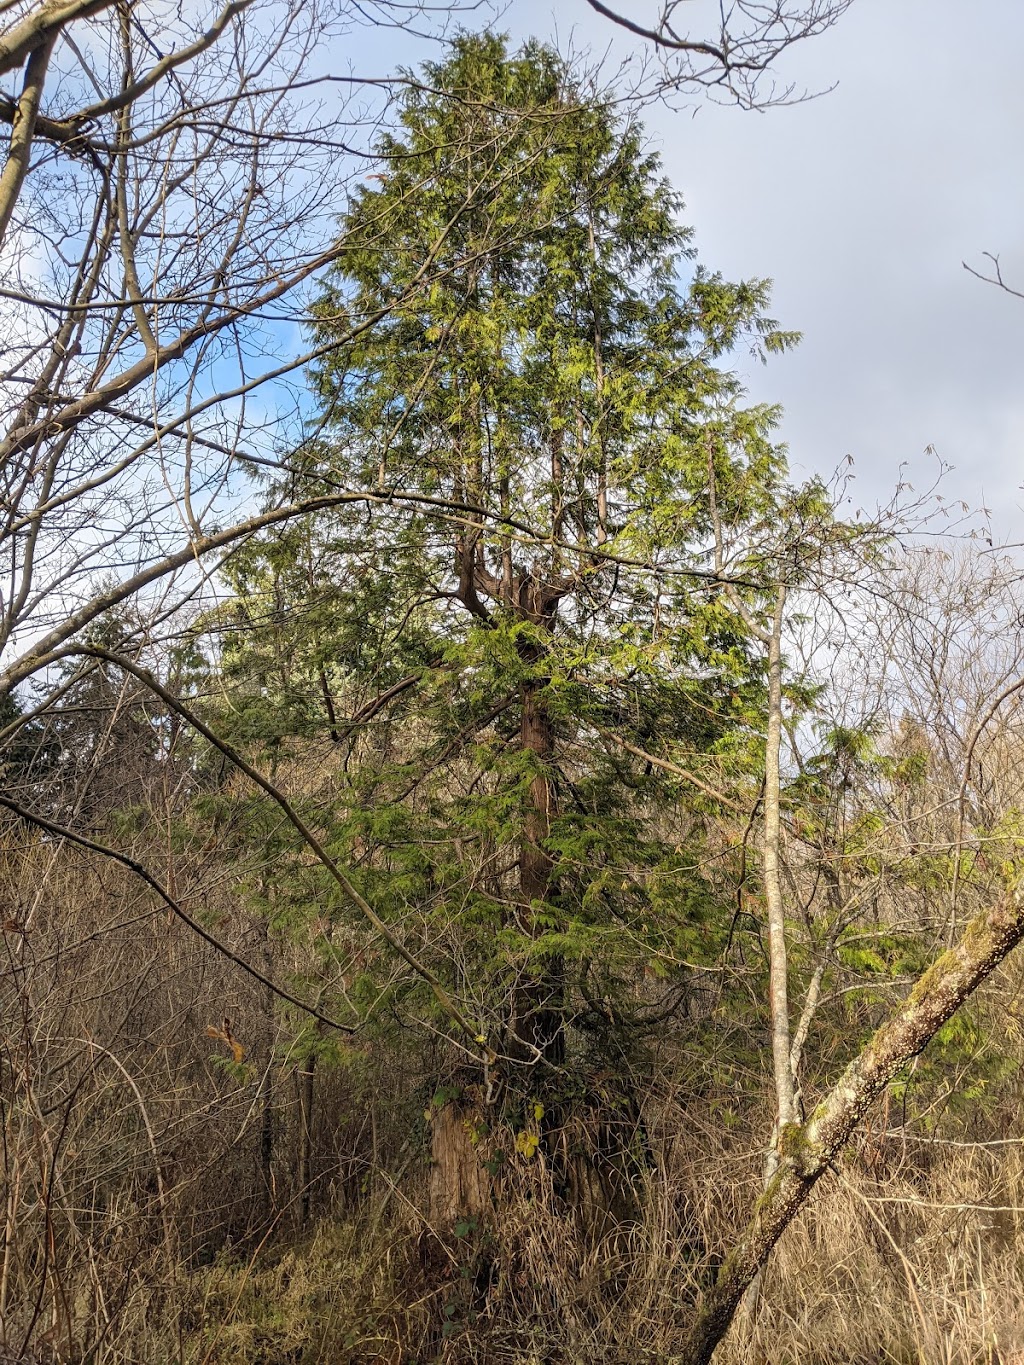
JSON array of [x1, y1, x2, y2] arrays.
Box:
[[494, 0, 1024, 532]]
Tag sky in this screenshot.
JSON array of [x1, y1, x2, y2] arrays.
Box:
[[354, 0, 1024, 539]]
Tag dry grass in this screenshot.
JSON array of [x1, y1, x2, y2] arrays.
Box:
[[113, 1116, 1024, 1365], [7, 822, 1024, 1364], [722, 1143, 1024, 1365]]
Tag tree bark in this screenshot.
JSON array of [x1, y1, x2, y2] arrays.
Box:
[[297, 1055, 315, 1229], [677, 880, 1024, 1365], [0, 31, 54, 243], [429, 1094, 493, 1229], [512, 676, 564, 1068], [763, 584, 795, 1130], [738, 583, 793, 1332]]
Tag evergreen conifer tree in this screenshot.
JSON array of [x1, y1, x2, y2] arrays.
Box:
[[214, 31, 800, 1215]]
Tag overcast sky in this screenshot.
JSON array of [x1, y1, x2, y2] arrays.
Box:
[[354, 1, 1024, 537]]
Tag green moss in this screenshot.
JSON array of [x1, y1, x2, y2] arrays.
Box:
[[778, 1122, 806, 1156], [777, 1122, 822, 1177], [906, 950, 951, 1006]]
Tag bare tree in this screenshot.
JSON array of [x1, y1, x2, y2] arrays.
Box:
[[0, 0, 502, 701], [674, 535, 1024, 1364]]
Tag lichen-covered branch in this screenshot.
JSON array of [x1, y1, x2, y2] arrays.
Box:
[[679, 881, 1024, 1365]]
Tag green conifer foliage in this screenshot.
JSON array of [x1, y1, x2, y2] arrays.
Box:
[[216, 33, 800, 1127]]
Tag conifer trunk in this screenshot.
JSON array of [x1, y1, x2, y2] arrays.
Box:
[[512, 677, 564, 1069], [429, 672, 567, 1231]]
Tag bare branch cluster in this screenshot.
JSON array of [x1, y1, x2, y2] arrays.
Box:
[[0, 0, 502, 699], [587, 0, 855, 107]]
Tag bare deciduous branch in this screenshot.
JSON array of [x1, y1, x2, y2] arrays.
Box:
[[587, 0, 856, 107]]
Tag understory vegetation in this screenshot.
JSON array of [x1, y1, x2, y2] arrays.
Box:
[[3, 10, 1024, 1365]]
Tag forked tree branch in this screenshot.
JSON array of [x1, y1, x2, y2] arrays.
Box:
[[963, 251, 1024, 302], [679, 877, 1024, 1364], [586, 0, 726, 60], [0, 0, 116, 77]]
